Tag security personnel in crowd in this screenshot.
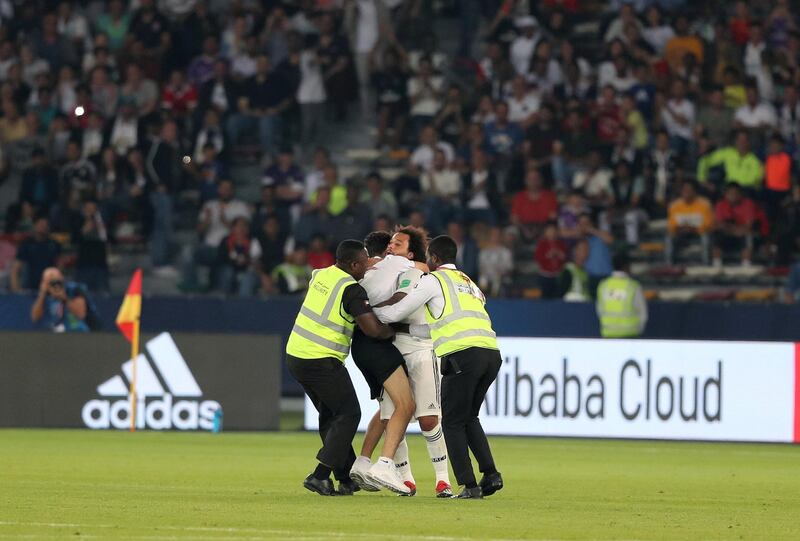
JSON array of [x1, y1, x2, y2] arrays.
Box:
[[286, 239, 396, 496], [374, 235, 503, 499], [596, 252, 648, 338]]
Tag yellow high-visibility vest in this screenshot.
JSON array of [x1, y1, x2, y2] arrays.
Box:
[[425, 268, 498, 357], [285, 265, 356, 361], [596, 276, 642, 338]]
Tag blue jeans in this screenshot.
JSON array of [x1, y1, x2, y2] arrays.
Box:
[[149, 191, 173, 267], [225, 112, 280, 155], [218, 267, 260, 297]]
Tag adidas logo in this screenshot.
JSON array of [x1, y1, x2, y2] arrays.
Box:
[[81, 332, 221, 430]]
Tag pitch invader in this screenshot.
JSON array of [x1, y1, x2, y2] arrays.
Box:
[[350, 227, 453, 498]]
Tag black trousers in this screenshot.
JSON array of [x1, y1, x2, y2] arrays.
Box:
[[287, 355, 361, 480], [440, 347, 502, 487]]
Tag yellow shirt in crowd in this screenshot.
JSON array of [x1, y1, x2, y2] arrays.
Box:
[[668, 196, 714, 234]]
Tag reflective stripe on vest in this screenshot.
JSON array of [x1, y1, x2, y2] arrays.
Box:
[[286, 266, 356, 361], [425, 268, 498, 357], [597, 276, 641, 338]]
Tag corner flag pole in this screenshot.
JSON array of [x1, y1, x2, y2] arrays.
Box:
[[116, 268, 143, 433], [129, 319, 140, 432]]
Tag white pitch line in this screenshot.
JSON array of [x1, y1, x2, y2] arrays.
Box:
[[0, 521, 554, 541]]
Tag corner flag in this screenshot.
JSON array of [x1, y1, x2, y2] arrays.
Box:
[[116, 269, 142, 341], [116, 269, 142, 431]]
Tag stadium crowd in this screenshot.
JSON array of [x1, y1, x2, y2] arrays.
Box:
[[2, 0, 800, 300]]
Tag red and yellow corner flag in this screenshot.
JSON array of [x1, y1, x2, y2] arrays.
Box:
[[116, 269, 142, 342], [117, 269, 142, 432]]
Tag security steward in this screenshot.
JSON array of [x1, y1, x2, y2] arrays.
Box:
[[373, 235, 503, 499], [596, 252, 648, 338], [286, 239, 396, 496]]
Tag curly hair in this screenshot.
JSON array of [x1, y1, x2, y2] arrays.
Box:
[[394, 225, 429, 263]]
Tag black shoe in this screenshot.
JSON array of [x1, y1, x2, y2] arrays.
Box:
[[479, 471, 504, 496], [303, 474, 336, 496], [453, 486, 483, 499], [336, 480, 361, 496]]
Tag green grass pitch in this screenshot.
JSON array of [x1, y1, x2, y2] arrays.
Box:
[[1, 428, 798, 540]]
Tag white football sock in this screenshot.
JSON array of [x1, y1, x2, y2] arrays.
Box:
[[393, 437, 415, 484], [422, 424, 450, 484]]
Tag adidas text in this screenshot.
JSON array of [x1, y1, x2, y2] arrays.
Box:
[[82, 394, 220, 430]]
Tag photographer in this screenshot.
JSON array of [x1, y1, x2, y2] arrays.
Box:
[[30, 267, 90, 333]]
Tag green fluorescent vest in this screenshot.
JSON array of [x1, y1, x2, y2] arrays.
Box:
[[285, 265, 356, 362], [596, 276, 641, 338], [425, 268, 498, 357]]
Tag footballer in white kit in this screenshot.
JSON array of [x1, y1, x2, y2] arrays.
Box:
[[350, 228, 453, 498]]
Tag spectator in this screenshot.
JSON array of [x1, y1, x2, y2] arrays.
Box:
[[478, 225, 513, 298], [182, 179, 250, 291], [645, 130, 680, 211], [483, 101, 523, 160], [661, 79, 695, 155], [193, 109, 225, 164], [217, 217, 260, 297], [700, 131, 764, 191], [226, 54, 291, 156], [578, 213, 614, 296], [316, 13, 357, 122], [664, 15, 703, 73], [461, 148, 498, 225], [510, 16, 541, 76], [297, 44, 326, 149], [421, 148, 461, 233], [604, 160, 648, 246], [361, 172, 398, 222], [59, 140, 97, 203], [188, 36, 219, 87], [72, 199, 109, 293], [329, 185, 372, 244], [196, 59, 236, 120], [642, 6, 674, 55], [535, 222, 568, 299], [574, 149, 613, 209], [712, 183, 762, 267], [666, 180, 714, 264], [763, 134, 793, 224], [407, 56, 444, 135], [0, 100, 28, 144], [109, 99, 140, 156], [30, 267, 90, 332], [373, 46, 409, 149], [162, 69, 198, 118], [409, 125, 454, 172], [696, 86, 734, 148], [295, 185, 333, 246], [307, 234, 335, 269], [10, 216, 60, 293], [559, 239, 591, 302], [734, 84, 777, 147], [272, 244, 313, 295], [19, 148, 58, 214], [253, 214, 287, 294], [263, 147, 305, 210], [447, 220, 479, 280], [511, 167, 558, 241]]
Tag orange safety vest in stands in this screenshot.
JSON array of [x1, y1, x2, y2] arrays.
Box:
[[765, 153, 791, 192]]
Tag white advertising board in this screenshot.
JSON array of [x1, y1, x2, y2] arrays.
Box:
[[304, 338, 799, 443]]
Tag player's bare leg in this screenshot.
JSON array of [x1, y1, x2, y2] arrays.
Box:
[[366, 367, 414, 494], [350, 411, 384, 491]]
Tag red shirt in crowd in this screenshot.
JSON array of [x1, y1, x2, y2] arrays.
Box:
[[162, 84, 198, 115], [535, 238, 568, 277], [511, 189, 558, 225], [715, 196, 769, 236], [308, 250, 334, 270]]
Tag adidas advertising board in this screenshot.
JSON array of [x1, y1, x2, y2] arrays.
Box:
[[0, 332, 281, 430], [304, 338, 800, 443], [82, 333, 221, 430]]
